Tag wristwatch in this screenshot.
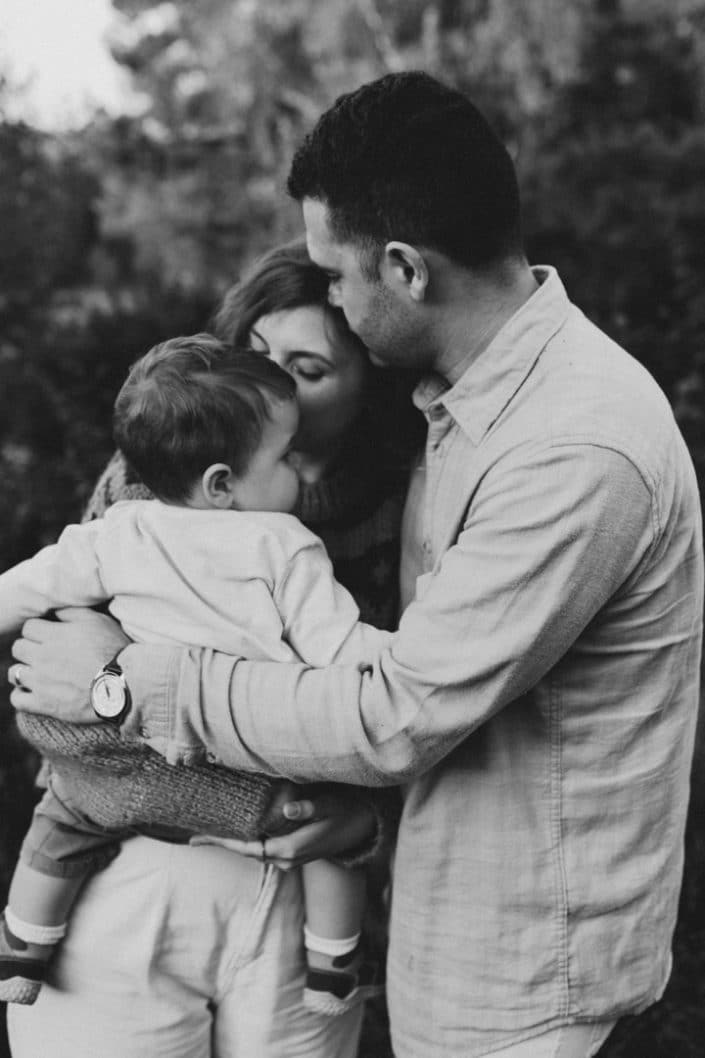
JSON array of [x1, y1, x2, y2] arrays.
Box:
[[90, 652, 131, 724]]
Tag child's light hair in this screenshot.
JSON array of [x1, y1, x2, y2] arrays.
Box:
[[113, 334, 296, 502]]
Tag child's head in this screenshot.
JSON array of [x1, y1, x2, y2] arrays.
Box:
[[113, 334, 300, 512]]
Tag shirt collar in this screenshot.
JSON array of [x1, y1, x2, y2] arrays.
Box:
[[412, 266, 572, 445]]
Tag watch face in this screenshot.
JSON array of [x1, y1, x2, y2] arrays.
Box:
[[91, 673, 127, 719]]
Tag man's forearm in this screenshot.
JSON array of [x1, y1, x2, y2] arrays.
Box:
[[119, 444, 657, 789], [119, 641, 398, 783]]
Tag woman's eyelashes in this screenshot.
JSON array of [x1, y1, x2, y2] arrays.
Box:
[[276, 352, 328, 382], [290, 360, 325, 382], [247, 338, 328, 382]]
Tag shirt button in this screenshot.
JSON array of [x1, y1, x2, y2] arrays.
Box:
[[138, 726, 150, 738], [206, 752, 217, 764]]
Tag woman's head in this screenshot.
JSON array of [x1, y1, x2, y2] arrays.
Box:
[[212, 239, 371, 464]]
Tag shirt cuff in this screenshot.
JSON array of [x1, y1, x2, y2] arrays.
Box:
[[119, 642, 196, 765]]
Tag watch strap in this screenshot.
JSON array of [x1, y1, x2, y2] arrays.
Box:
[[91, 652, 131, 724], [103, 652, 124, 676]]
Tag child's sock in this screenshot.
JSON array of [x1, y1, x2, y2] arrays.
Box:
[[0, 908, 66, 1005], [303, 927, 383, 1016], [304, 927, 361, 972]]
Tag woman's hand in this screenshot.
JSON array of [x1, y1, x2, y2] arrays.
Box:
[[9, 607, 131, 722], [191, 786, 377, 871]]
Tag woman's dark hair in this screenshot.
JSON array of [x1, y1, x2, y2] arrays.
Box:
[[212, 238, 425, 470], [211, 238, 358, 358], [113, 335, 295, 502], [287, 71, 523, 273]]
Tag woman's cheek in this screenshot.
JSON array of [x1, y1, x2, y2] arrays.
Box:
[[298, 386, 337, 426], [297, 379, 365, 446]]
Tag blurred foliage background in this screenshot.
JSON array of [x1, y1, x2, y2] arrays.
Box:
[[1, 0, 704, 1054]]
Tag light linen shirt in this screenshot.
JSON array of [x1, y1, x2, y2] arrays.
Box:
[[122, 269, 703, 1057], [0, 501, 390, 666]]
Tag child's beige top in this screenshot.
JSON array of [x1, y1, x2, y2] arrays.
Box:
[[0, 500, 391, 667]]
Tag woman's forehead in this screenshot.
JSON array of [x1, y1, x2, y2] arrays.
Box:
[[252, 305, 327, 347]]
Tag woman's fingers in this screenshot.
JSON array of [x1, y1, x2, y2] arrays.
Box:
[[188, 834, 303, 872], [8, 662, 32, 692], [9, 610, 130, 721], [190, 835, 264, 857], [265, 802, 375, 867], [190, 789, 377, 870]]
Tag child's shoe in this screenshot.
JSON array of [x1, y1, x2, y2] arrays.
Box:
[[0, 915, 48, 1005], [303, 943, 384, 1016]]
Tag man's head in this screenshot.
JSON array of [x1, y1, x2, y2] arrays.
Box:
[[287, 72, 525, 367], [114, 335, 299, 511]]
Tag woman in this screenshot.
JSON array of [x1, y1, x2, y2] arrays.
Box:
[[8, 240, 422, 1058]]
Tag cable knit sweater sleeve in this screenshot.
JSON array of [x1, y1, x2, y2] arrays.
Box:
[[21, 450, 397, 853]]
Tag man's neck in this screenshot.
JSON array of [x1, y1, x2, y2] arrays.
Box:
[[433, 261, 539, 385]]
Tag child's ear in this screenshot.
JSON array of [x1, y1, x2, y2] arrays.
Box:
[[201, 463, 236, 508]]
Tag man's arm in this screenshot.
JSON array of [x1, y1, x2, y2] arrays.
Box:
[[9, 609, 385, 861], [14, 444, 657, 787], [105, 442, 656, 786]]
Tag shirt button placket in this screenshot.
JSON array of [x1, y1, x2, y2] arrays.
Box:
[[425, 403, 450, 563]]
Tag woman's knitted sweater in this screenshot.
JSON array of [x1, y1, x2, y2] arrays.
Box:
[[18, 430, 412, 842]]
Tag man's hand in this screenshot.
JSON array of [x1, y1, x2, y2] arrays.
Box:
[[9, 607, 130, 722], [191, 786, 376, 871]]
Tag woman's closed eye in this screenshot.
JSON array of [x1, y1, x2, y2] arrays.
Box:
[[246, 338, 327, 382], [290, 361, 325, 382]]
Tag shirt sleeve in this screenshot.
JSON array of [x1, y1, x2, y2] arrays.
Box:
[[274, 539, 393, 667], [120, 443, 656, 782], [0, 520, 109, 635]]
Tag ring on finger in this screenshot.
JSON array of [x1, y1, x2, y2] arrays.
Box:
[[11, 666, 26, 691]]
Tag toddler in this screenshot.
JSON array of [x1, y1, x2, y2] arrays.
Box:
[[0, 334, 391, 1014]]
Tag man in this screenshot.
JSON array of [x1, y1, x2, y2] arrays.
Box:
[[11, 73, 703, 1058]]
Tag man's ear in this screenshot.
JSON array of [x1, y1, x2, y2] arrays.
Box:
[[382, 241, 429, 302], [201, 463, 236, 508]]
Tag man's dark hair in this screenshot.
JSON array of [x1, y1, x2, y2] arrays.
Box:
[[113, 334, 295, 502], [287, 71, 523, 272]]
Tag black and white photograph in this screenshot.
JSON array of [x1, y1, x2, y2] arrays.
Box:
[[1, 2, 704, 1056]]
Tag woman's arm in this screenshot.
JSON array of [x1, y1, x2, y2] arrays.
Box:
[[10, 451, 394, 858], [5, 455, 295, 844], [11, 608, 385, 858]]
